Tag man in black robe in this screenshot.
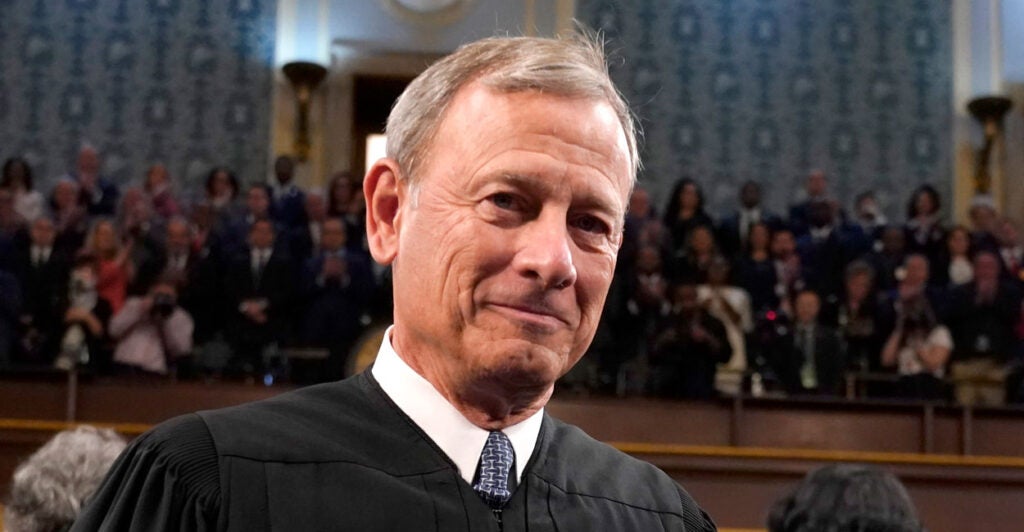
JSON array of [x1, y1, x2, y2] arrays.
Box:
[[72, 33, 716, 532]]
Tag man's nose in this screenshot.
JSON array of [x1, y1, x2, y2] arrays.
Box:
[[514, 215, 577, 290]]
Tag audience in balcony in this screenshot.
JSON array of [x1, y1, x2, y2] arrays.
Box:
[[5, 150, 1024, 407]]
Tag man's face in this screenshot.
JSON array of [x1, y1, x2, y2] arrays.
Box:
[[794, 292, 820, 323], [380, 82, 632, 395], [275, 156, 294, 184], [77, 148, 100, 175], [249, 221, 274, 250], [31, 218, 56, 246], [166, 221, 190, 254], [247, 187, 269, 217], [771, 230, 795, 258], [904, 256, 929, 286], [740, 182, 760, 209], [806, 171, 826, 197], [321, 219, 346, 252]]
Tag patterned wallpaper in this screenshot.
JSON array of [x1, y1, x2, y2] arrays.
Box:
[[0, 0, 276, 195], [578, 0, 953, 220]]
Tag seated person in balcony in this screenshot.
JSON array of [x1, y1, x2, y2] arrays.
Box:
[[649, 283, 730, 399], [788, 169, 841, 237], [662, 177, 714, 263], [880, 294, 952, 401], [737, 221, 779, 315], [877, 254, 948, 338], [770, 289, 845, 397], [947, 251, 1022, 406], [850, 190, 888, 243], [12, 216, 70, 365], [967, 195, 1000, 254], [218, 184, 278, 260], [109, 275, 194, 376], [671, 223, 718, 284], [269, 154, 307, 230], [995, 217, 1024, 286], [903, 184, 946, 266], [287, 190, 328, 267], [300, 217, 373, 381], [796, 200, 856, 307], [697, 256, 752, 395]]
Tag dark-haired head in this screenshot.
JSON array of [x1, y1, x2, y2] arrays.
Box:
[[768, 464, 922, 532], [662, 177, 705, 225], [907, 184, 941, 220], [1, 157, 34, 191], [205, 167, 239, 199]]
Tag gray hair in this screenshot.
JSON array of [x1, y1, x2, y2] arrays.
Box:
[[4, 426, 127, 532], [768, 464, 922, 532], [386, 30, 639, 186]]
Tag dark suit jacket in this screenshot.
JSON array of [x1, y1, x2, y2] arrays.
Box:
[[223, 249, 295, 345], [716, 209, 782, 259], [299, 251, 374, 349], [12, 248, 70, 363], [272, 186, 307, 229], [72, 372, 716, 531], [771, 322, 846, 396], [70, 173, 120, 216]]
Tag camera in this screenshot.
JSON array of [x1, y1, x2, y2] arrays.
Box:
[[151, 293, 176, 318]]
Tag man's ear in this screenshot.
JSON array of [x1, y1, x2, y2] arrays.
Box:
[[364, 158, 405, 265]]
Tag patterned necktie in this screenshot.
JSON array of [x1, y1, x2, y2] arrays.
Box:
[[473, 431, 515, 509]]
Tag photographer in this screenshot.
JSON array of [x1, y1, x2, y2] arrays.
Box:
[[109, 275, 193, 375]]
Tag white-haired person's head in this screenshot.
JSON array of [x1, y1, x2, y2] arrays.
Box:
[[4, 425, 126, 532]]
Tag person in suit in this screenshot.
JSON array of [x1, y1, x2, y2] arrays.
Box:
[[649, 283, 730, 399], [12, 216, 70, 365], [299, 217, 373, 381], [770, 289, 846, 396], [717, 180, 782, 259], [217, 184, 278, 260], [270, 155, 307, 230], [788, 169, 835, 237], [73, 33, 715, 531], [222, 218, 294, 378], [59, 145, 120, 217], [286, 190, 327, 267]]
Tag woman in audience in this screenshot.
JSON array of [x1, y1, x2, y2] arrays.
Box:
[[662, 177, 714, 262], [1, 157, 44, 223], [904, 184, 946, 264], [737, 221, 778, 313], [932, 225, 974, 288], [82, 219, 133, 314], [48, 177, 88, 257], [203, 166, 240, 222], [881, 294, 952, 400], [327, 170, 366, 248], [143, 163, 180, 219]]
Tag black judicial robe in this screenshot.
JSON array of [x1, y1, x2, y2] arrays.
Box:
[[71, 372, 715, 531]]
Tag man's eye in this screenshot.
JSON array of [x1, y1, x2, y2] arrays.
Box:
[[573, 215, 609, 235], [489, 193, 518, 210]]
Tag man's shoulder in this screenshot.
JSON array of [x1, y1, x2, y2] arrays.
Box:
[[534, 415, 714, 529]]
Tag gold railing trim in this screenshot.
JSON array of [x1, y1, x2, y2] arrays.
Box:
[[611, 441, 1024, 469]]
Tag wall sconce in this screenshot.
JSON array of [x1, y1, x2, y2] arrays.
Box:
[[283, 61, 328, 162], [967, 95, 1013, 195]]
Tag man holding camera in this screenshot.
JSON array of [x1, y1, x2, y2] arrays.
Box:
[[108, 276, 193, 375]]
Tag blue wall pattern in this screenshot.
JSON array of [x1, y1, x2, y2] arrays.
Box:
[[578, 0, 952, 221], [0, 0, 276, 195]]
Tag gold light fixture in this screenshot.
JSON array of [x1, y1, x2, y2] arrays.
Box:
[[967, 95, 1013, 195], [282, 61, 328, 161]]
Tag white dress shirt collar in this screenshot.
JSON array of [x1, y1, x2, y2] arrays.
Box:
[[372, 326, 544, 485]]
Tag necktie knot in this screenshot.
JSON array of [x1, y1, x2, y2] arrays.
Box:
[[473, 431, 515, 509]]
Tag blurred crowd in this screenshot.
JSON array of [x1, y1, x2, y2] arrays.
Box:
[[0, 146, 382, 383], [581, 171, 1024, 406], [3, 146, 1024, 405]]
